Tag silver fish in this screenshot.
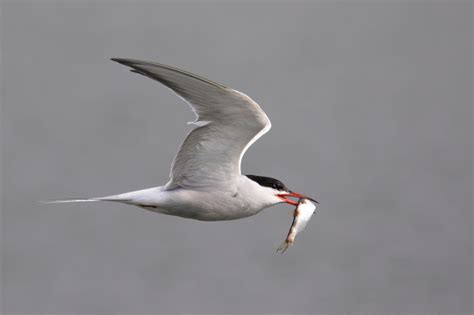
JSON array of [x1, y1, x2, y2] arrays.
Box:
[[277, 198, 317, 253]]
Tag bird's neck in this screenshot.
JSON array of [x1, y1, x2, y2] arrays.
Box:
[[238, 176, 280, 209]]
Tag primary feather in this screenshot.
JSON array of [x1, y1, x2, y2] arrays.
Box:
[[111, 58, 271, 191]]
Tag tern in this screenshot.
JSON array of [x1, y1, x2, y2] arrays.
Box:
[[48, 58, 318, 221]]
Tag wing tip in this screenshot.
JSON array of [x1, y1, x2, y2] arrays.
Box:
[[111, 58, 134, 66]]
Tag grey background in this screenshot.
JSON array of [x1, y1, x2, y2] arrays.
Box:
[[1, 1, 472, 315]]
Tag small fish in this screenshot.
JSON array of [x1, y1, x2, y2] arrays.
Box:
[[277, 198, 317, 253]]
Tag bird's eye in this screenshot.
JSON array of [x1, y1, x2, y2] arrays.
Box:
[[273, 183, 283, 191]]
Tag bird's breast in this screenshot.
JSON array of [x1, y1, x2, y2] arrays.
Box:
[[148, 188, 264, 221]]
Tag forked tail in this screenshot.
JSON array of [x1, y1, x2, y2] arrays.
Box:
[[40, 198, 100, 204], [40, 196, 133, 204]]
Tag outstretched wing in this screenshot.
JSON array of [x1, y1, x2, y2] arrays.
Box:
[[111, 58, 271, 190]]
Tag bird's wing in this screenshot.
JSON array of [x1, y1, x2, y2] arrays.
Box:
[[111, 58, 271, 190]]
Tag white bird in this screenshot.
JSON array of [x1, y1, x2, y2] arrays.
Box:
[[47, 58, 318, 221]]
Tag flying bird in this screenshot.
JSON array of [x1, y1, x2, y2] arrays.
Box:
[[47, 58, 318, 221]]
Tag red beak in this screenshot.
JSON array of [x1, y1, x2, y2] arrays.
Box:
[[276, 191, 319, 206]]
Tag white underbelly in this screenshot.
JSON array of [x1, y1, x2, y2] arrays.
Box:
[[140, 188, 265, 221]]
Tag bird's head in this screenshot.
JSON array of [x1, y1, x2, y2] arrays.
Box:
[[245, 175, 318, 206]]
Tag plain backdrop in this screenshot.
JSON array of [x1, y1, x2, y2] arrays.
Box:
[[1, 1, 472, 315]]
